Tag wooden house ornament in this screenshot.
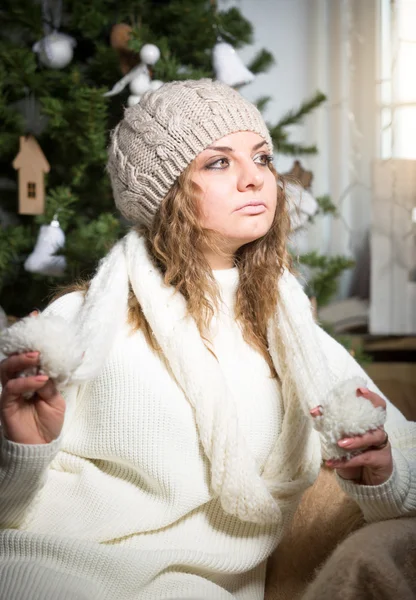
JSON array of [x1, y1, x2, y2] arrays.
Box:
[[12, 135, 50, 215]]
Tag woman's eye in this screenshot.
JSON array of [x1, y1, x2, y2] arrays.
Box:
[[255, 153, 274, 166], [205, 153, 273, 170], [205, 158, 229, 170]]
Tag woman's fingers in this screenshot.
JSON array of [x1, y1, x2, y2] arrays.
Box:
[[309, 405, 323, 417], [35, 378, 58, 401], [338, 427, 387, 451], [2, 374, 49, 404], [0, 352, 40, 386], [328, 447, 390, 468], [356, 387, 386, 410], [327, 439, 393, 481]]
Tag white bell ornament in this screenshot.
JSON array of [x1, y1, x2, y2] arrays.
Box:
[[24, 217, 66, 277], [33, 32, 76, 70], [140, 44, 161, 65], [213, 41, 254, 87]]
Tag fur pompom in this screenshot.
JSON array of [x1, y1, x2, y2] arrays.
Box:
[[0, 313, 83, 388], [313, 376, 386, 460]]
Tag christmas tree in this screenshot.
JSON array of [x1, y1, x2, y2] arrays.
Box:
[[0, 0, 342, 318]]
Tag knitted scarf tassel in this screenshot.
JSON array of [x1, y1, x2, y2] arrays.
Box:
[[0, 231, 386, 526]]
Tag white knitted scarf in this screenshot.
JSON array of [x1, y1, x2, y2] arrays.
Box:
[[1, 230, 385, 525]]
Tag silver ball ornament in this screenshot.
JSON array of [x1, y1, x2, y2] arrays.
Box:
[[33, 33, 76, 70]]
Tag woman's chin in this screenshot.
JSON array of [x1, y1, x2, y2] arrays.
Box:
[[225, 230, 272, 250], [234, 219, 273, 245]]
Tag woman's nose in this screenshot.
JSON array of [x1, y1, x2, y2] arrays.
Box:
[[237, 161, 264, 192]]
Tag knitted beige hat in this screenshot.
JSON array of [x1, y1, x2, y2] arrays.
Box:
[[107, 78, 273, 228]]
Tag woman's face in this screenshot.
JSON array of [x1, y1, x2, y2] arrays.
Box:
[[192, 131, 277, 255]]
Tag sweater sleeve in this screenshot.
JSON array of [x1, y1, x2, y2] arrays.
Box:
[[0, 291, 84, 529], [316, 325, 416, 522], [0, 432, 62, 528]]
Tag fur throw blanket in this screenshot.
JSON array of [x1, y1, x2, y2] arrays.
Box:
[[0, 230, 385, 526], [264, 467, 364, 600]]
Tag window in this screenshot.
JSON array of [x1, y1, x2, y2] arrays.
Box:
[[27, 182, 36, 198], [379, 0, 416, 158]]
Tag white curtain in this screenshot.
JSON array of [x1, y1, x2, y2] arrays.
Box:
[[305, 0, 379, 297]]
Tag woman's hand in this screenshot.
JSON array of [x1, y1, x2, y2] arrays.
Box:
[[310, 388, 393, 486], [0, 351, 66, 445]]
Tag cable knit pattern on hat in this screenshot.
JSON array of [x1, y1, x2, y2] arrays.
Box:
[[106, 79, 272, 227]]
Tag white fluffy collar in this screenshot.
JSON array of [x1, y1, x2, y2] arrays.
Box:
[[0, 231, 385, 525]]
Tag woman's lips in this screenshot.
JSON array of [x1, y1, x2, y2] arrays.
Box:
[[237, 203, 267, 214]]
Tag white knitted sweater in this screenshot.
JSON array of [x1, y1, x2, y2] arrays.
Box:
[[0, 269, 415, 600]]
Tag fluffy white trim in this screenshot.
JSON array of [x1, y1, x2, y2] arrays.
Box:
[[314, 376, 387, 459], [0, 313, 83, 388]]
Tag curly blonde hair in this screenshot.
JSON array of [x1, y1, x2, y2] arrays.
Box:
[[56, 162, 291, 376], [130, 161, 291, 375]]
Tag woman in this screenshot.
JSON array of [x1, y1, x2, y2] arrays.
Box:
[[0, 79, 415, 600]]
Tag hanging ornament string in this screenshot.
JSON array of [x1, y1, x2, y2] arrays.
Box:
[[42, 0, 62, 35], [19, 89, 47, 137]]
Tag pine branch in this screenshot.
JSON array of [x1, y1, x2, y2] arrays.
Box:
[[274, 140, 318, 156], [255, 96, 272, 113], [34, 186, 78, 230], [276, 91, 326, 128], [248, 49, 275, 74], [297, 251, 355, 306], [217, 7, 253, 47], [65, 214, 124, 278], [268, 123, 318, 155], [0, 0, 43, 38], [315, 195, 338, 216], [0, 43, 39, 97], [0, 225, 31, 292]]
